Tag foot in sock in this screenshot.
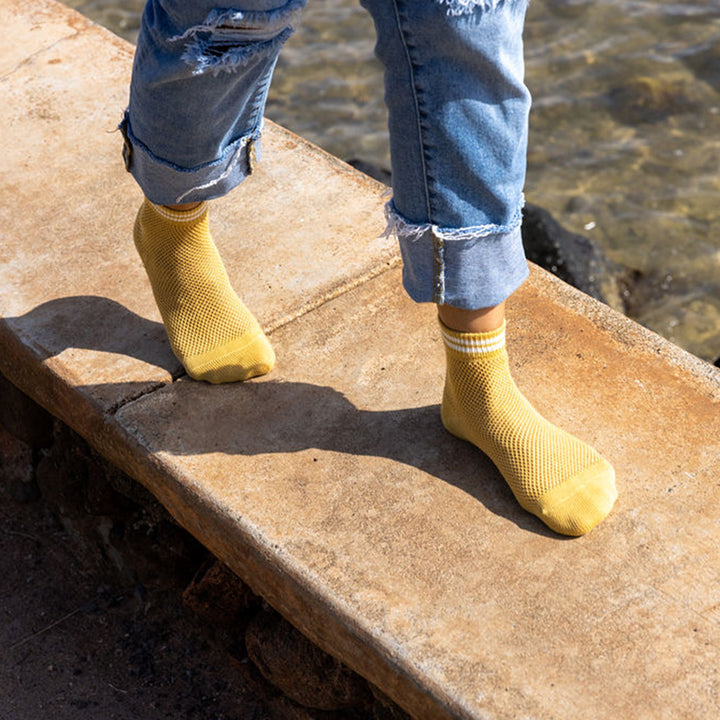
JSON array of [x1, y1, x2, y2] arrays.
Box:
[[133, 200, 275, 383], [440, 319, 616, 536]]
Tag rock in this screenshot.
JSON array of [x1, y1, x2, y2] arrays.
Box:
[[245, 608, 373, 711], [545, 0, 592, 20], [0, 371, 53, 449], [607, 75, 699, 125], [345, 158, 392, 186], [370, 684, 413, 720], [521, 202, 633, 311], [183, 558, 260, 629], [0, 423, 40, 502], [714, 357, 719, 368], [680, 42, 720, 95], [34, 420, 204, 585]]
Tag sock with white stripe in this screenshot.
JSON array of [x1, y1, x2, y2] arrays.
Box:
[[440, 319, 616, 536], [134, 199, 275, 383]]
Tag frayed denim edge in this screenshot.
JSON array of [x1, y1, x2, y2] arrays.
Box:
[[435, 0, 511, 16], [383, 198, 525, 242], [435, 0, 514, 15], [173, 135, 255, 202], [119, 111, 262, 204]]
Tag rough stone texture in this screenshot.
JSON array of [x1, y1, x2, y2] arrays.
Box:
[[183, 558, 261, 630], [0, 372, 53, 449], [2, 1, 720, 719], [32, 421, 206, 586], [521, 202, 633, 312], [0, 393, 383, 717], [246, 608, 374, 712], [0, 423, 40, 502]]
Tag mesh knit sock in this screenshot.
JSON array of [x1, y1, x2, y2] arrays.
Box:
[[440, 319, 616, 536], [134, 200, 275, 383]]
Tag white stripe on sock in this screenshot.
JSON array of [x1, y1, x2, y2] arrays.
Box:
[[441, 328, 505, 355], [152, 202, 207, 223]]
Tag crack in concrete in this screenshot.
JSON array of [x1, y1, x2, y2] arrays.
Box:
[[107, 256, 399, 412], [0, 31, 79, 80], [264, 255, 401, 336], [108, 380, 171, 416]]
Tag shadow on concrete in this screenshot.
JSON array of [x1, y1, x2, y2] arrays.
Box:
[[147, 377, 566, 538], [5, 295, 564, 539], [3, 295, 180, 374]]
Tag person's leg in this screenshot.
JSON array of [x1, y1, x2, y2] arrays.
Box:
[[362, 0, 616, 535], [122, 0, 306, 382]]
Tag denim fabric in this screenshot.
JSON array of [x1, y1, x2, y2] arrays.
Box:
[[123, 0, 531, 308]]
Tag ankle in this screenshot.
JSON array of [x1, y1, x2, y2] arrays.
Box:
[[437, 302, 506, 333]]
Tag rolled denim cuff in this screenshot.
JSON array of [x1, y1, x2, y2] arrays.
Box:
[[386, 202, 529, 309], [119, 112, 261, 206]]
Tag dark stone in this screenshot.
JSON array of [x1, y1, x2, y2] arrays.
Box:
[[108, 507, 206, 589], [607, 75, 699, 125], [679, 42, 720, 95], [370, 685, 413, 720], [0, 371, 53, 449], [34, 420, 204, 586], [83, 452, 140, 518], [345, 158, 392, 186], [714, 357, 720, 368], [183, 558, 261, 629], [521, 202, 635, 311], [0, 423, 40, 502], [245, 608, 373, 712]]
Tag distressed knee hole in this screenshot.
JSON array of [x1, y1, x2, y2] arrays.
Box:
[[174, 0, 307, 75]]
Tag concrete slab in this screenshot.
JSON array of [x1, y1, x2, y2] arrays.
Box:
[[0, 0, 394, 421], [2, 0, 720, 718], [111, 265, 720, 720]]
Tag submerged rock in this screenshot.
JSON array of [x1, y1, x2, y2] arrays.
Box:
[[607, 74, 700, 125], [680, 42, 720, 95]]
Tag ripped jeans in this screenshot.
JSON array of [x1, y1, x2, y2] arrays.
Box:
[[122, 0, 531, 309]]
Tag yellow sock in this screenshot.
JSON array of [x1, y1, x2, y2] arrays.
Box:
[[134, 200, 275, 383], [440, 319, 616, 536]]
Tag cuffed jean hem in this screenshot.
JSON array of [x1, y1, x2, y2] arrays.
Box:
[[119, 112, 261, 206], [386, 202, 529, 309]]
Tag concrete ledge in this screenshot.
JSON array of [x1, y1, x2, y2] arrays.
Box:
[[2, 1, 720, 718]]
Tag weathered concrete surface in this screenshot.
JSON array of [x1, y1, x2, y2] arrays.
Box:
[[2, 0, 720, 718]]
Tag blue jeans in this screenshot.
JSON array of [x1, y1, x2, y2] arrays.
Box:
[[122, 0, 531, 309]]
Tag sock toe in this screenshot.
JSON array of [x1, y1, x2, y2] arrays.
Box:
[[530, 458, 617, 536], [183, 330, 276, 384]]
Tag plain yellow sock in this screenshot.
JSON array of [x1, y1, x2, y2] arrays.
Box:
[[440, 319, 616, 536], [134, 200, 275, 383]]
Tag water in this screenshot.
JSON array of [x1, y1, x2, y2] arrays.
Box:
[[66, 0, 720, 362]]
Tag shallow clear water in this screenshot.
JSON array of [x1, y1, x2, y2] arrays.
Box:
[[66, 0, 720, 361]]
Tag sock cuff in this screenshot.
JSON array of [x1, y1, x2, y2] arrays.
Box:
[[439, 318, 506, 355], [148, 200, 208, 223]]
